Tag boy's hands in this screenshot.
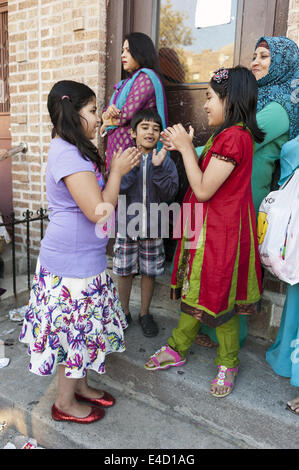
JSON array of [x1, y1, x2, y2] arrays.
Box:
[[160, 124, 194, 153], [110, 147, 141, 177], [152, 146, 167, 166]]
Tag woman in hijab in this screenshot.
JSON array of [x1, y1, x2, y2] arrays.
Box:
[[250, 36, 298, 214], [196, 35, 299, 349]]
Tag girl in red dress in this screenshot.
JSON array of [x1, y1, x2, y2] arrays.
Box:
[[145, 66, 265, 398]]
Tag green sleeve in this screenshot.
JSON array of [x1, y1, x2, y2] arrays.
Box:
[[254, 101, 289, 152]]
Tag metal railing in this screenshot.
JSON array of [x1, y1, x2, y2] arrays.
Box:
[[0, 142, 28, 162], [0, 209, 48, 296], [0, 142, 49, 295], [7, 142, 28, 158]]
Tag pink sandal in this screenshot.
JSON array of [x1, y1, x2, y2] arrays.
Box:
[[210, 365, 239, 398], [144, 345, 186, 371]]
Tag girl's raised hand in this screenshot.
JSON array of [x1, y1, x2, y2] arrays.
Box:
[[152, 146, 167, 166], [110, 147, 141, 177], [160, 131, 176, 151], [161, 124, 194, 153]]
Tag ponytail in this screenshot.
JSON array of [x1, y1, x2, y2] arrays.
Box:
[[47, 80, 104, 168]]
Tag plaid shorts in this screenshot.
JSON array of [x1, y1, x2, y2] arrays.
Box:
[[113, 235, 165, 277]]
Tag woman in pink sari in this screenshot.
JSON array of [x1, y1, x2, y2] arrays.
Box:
[[101, 32, 168, 170]]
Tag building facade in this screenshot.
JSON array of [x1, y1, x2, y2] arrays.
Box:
[[4, 0, 106, 256]]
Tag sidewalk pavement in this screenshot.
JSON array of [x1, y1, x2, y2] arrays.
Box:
[[0, 277, 298, 449]]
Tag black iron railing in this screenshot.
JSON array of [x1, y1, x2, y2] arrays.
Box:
[[0, 208, 48, 296]]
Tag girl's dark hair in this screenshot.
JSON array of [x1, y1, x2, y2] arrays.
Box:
[[130, 108, 163, 132], [210, 66, 265, 143], [124, 32, 163, 78], [47, 80, 104, 168]]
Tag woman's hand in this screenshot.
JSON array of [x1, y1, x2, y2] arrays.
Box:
[[100, 104, 121, 136], [161, 124, 194, 153], [110, 147, 141, 177], [152, 146, 167, 166], [102, 105, 120, 121]]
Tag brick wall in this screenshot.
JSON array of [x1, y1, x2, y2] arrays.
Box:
[[8, 0, 107, 256]]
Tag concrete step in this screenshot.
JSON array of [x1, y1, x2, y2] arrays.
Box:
[[1, 253, 286, 333], [0, 297, 297, 449], [0, 263, 297, 449], [106, 263, 285, 342], [0, 242, 36, 278], [97, 302, 299, 450], [0, 293, 244, 450], [0, 274, 31, 301], [106, 257, 180, 315]]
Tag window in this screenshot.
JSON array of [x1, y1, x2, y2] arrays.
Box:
[[158, 0, 238, 84]]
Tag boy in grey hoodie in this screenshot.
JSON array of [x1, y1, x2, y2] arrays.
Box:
[[113, 109, 179, 337]]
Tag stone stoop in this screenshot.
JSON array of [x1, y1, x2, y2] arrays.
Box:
[[0, 257, 296, 450], [106, 256, 285, 343], [0, 250, 286, 342], [0, 294, 297, 450], [96, 305, 299, 450], [0, 293, 244, 450]]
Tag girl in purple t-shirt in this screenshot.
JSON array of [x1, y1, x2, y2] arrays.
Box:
[[19, 80, 141, 424]]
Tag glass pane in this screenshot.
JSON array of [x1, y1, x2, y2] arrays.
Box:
[[158, 0, 238, 84]]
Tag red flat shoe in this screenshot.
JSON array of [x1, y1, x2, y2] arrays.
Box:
[[51, 404, 105, 423], [75, 391, 115, 408]]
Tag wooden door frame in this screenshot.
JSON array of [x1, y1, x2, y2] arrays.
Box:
[[236, 0, 289, 67], [0, 1, 12, 217], [0, 1, 7, 14], [0, 0, 10, 142], [0, 1, 9, 114]]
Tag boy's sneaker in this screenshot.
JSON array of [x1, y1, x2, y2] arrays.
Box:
[[139, 314, 159, 337]]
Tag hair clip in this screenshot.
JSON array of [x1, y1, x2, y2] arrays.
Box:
[[212, 68, 229, 84], [61, 95, 70, 101]]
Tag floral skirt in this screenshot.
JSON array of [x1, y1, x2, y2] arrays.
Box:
[[19, 261, 127, 378]]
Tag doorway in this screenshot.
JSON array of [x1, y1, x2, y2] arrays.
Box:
[[106, 0, 290, 191], [105, 0, 290, 259], [157, 0, 289, 200]]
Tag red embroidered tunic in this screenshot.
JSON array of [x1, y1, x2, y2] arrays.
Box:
[[171, 126, 262, 328]]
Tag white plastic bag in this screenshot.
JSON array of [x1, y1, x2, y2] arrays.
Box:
[[257, 168, 299, 285]]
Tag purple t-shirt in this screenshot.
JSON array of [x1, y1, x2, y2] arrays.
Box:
[[40, 138, 108, 278]]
